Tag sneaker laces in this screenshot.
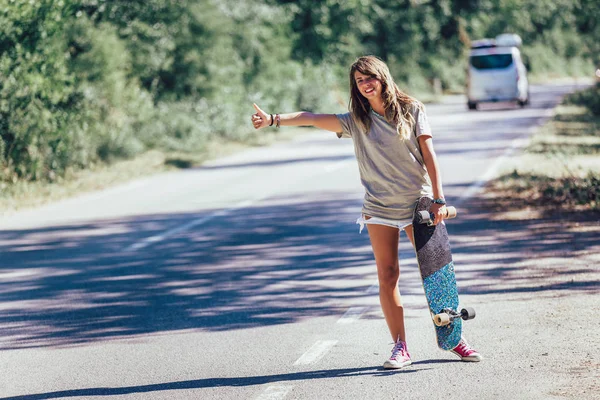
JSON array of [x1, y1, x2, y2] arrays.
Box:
[[454, 337, 473, 355], [390, 339, 409, 360]]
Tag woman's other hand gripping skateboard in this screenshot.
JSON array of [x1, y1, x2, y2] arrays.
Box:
[[430, 202, 447, 225]]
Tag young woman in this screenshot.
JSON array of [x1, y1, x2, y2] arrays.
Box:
[[251, 55, 482, 369]]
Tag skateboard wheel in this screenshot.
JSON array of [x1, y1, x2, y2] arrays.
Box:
[[418, 210, 432, 224], [446, 206, 457, 219], [461, 307, 476, 321], [434, 313, 451, 326]]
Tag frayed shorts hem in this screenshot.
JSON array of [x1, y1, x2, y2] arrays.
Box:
[[356, 215, 413, 233]]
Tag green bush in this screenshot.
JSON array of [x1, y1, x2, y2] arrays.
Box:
[[1, 0, 598, 187], [565, 83, 600, 116], [541, 173, 600, 209], [504, 171, 600, 210], [0, 22, 81, 181], [66, 18, 155, 162], [140, 101, 212, 152]]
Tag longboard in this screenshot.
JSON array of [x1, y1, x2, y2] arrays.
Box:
[[412, 197, 474, 350]]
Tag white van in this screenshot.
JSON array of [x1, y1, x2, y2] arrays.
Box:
[[467, 33, 529, 110]]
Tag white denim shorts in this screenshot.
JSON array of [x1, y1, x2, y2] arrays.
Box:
[[356, 214, 413, 234]]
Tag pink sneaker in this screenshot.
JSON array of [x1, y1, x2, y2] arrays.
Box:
[[383, 338, 412, 369], [451, 337, 483, 362]]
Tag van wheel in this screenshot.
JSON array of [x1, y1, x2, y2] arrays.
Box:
[[467, 101, 477, 110]]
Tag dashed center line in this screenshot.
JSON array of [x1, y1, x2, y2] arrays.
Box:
[[337, 306, 369, 324], [366, 282, 379, 294], [124, 199, 255, 252], [293, 340, 338, 365], [255, 385, 293, 400], [123, 156, 354, 252]]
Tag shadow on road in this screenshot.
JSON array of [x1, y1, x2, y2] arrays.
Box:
[[196, 154, 355, 171], [0, 189, 598, 350], [0, 192, 373, 350], [448, 189, 600, 300], [0, 365, 424, 399]]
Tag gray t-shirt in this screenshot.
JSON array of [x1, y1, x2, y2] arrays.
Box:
[[336, 103, 433, 220]]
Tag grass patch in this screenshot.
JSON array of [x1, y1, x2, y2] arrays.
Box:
[[492, 171, 599, 210], [487, 102, 600, 213], [0, 151, 167, 214]]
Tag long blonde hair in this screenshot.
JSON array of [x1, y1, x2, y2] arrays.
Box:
[[349, 56, 418, 140]]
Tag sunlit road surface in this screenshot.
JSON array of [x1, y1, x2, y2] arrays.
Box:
[[1, 83, 597, 399]]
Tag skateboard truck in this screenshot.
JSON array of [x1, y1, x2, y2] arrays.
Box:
[[433, 307, 476, 327], [417, 206, 458, 226]]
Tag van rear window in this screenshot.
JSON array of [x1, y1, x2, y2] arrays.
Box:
[[470, 54, 513, 69]]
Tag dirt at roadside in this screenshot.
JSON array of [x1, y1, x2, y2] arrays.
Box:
[[481, 179, 600, 222], [464, 95, 600, 398], [463, 184, 600, 399]]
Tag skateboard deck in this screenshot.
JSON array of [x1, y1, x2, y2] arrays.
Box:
[[413, 197, 462, 350]]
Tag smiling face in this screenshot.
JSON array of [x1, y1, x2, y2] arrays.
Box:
[[354, 71, 382, 100], [348, 56, 400, 128], [348, 55, 415, 139]]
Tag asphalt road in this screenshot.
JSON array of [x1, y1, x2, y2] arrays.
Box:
[[1, 84, 597, 400]]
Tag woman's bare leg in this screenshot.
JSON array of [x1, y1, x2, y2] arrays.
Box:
[[404, 224, 415, 248], [366, 222, 405, 342]]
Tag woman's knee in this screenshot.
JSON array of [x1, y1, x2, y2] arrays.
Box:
[[377, 263, 400, 288]]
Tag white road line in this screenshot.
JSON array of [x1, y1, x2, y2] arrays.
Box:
[[123, 156, 353, 252], [337, 306, 369, 324], [124, 200, 251, 252], [255, 385, 293, 400], [456, 137, 528, 203], [366, 282, 379, 294], [293, 340, 338, 365], [456, 106, 556, 204]]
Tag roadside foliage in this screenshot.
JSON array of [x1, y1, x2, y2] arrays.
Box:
[[0, 0, 598, 184]]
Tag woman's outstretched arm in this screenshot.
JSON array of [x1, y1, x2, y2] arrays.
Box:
[[251, 103, 343, 133]]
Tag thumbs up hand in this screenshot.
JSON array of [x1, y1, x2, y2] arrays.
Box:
[[251, 103, 272, 130]]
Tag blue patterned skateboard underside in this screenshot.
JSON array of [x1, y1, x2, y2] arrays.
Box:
[[423, 261, 462, 350]]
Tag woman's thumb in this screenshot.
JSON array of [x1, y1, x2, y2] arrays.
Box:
[[253, 103, 265, 115]]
